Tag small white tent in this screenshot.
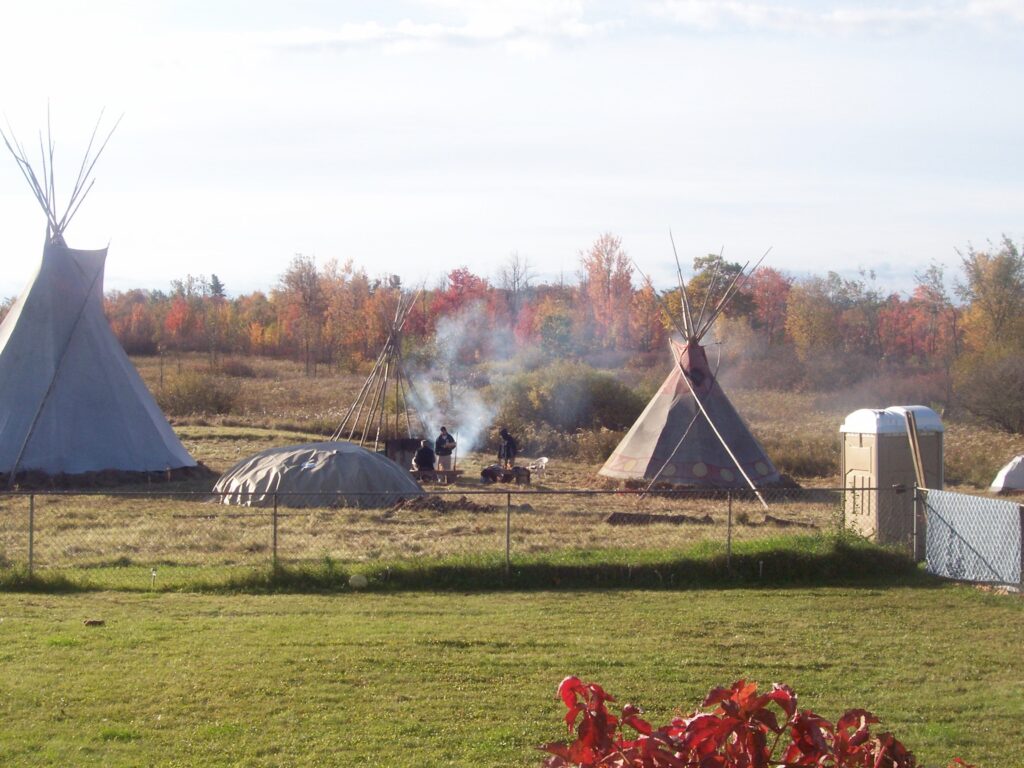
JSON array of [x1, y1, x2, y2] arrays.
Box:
[[0, 117, 196, 480], [213, 442, 424, 508], [990, 455, 1024, 494]]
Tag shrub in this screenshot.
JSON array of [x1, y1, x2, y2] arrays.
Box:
[[573, 428, 626, 463], [496, 362, 645, 434], [156, 371, 238, 416], [219, 358, 259, 378], [542, 677, 977, 768], [953, 352, 1024, 434], [761, 432, 839, 478]]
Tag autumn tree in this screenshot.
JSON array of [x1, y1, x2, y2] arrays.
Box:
[[276, 254, 326, 376], [784, 277, 842, 363], [630, 282, 666, 353], [496, 250, 534, 326], [105, 289, 161, 354], [907, 263, 960, 365], [579, 233, 633, 350], [950, 237, 1024, 432], [748, 267, 793, 345], [955, 236, 1024, 353], [236, 291, 278, 356]]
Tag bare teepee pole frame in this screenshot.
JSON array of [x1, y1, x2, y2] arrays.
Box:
[[331, 288, 427, 450]]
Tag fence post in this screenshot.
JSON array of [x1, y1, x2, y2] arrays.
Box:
[[272, 493, 279, 570], [1019, 506, 1024, 588], [726, 490, 732, 571], [28, 493, 35, 577], [505, 492, 511, 576], [839, 486, 846, 534], [917, 487, 925, 565]]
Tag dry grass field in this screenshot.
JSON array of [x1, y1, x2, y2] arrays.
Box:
[[1, 352, 1019, 587], [136, 353, 1024, 490]]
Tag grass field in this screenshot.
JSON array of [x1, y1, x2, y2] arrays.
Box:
[[3, 355, 1023, 766], [1, 585, 1021, 767]]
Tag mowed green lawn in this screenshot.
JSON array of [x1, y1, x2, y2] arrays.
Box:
[[0, 586, 1021, 767]]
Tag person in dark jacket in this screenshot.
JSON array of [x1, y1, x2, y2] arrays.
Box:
[[435, 426, 456, 471], [413, 439, 436, 472], [497, 427, 517, 469]]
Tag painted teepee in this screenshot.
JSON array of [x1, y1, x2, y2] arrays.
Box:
[[600, 239, 779, 498], [0, 117, 196, 480]]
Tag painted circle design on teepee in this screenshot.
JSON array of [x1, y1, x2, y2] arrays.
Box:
[[720, 468, 734, 482], [755, 462, 770, 476], [622, 459, 637, 472], [692, 462, 708, 478], [661, 463, 677, 476]]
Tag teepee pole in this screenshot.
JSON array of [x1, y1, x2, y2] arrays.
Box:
[[698, 249, 770, 341], [364, 355, 391, 447], [693, 248, 723, 333], [333, 344, 388, 440], [633, 263, 687, 340], [679, 369, 768, 508], [669, 230, 694, 337]]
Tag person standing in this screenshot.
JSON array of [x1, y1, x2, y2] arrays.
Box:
[[435, 426, 456, 472], [497, 427, 517, 469]]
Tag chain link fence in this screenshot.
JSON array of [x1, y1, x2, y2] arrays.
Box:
[[922, 488, 1024, 586], [0, 486, 902, 589]]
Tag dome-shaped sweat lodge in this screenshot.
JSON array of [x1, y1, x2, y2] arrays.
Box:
[[213, 442, 424, 508]]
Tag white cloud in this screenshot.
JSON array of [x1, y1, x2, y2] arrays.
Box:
[[651, 0, 1024, 34], [269, 1, 612, 55]]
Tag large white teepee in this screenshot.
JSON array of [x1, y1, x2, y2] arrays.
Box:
[[600, 240, 779, 498], [0, 118, 196, 479]]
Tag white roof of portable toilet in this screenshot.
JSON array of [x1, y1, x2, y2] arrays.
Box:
[[840, 405, 944, 435]]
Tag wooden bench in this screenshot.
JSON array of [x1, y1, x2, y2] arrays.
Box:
[[410, 469, 464, 485]]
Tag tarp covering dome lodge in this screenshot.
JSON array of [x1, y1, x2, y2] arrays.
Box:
[[213, 441, 425, 508]]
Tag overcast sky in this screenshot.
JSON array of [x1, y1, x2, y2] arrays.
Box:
[[1, 1, 1022, 298]]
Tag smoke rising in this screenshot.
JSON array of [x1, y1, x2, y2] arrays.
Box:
[[408, 302, 499, 455]]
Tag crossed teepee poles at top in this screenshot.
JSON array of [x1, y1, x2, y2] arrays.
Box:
[[632, 233, 771, 507]]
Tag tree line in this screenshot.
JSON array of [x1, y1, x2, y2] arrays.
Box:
[[5, 232, 1020, 428]]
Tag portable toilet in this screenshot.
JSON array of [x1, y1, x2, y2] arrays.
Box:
[[840, 405, 944, 557]]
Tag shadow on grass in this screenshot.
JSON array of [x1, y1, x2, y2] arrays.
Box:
[[0, 566, 87, 593], [0, 535, 943, 594], [214, 534, 940, 594]]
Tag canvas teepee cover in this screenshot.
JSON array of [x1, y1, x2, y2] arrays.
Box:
[[600, 242, 779, 491], [0, 119, 196, 477], [600, 339, 779, 487]]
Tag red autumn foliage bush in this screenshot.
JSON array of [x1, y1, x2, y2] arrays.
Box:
[[541, 677, 977, 768]]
